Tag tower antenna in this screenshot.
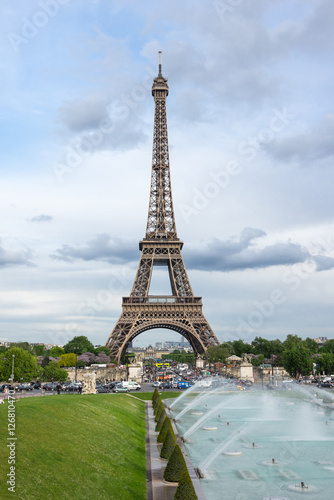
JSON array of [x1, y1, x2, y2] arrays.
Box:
[[158, 51, 162, 75]]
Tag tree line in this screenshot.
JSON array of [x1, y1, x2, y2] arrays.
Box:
[[0, 336, 116, 383], [203, 334, 334, 377]]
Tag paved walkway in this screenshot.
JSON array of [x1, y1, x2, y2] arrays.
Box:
[[146, 400, 207, 500]]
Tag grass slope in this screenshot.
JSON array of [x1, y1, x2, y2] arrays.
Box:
[[134, 392, 180, 401], [0, 394, 146, 500]]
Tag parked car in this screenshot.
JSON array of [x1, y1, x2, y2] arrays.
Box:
[[119, 381, 141, 391], [113, 385, 129, 393], [64, 383, 82, 392], [106, 381, 118, 389], [163, 382, 173, 389], [317, 381, 333, 388], [177, 381, 192, 389], [0, 384, 13, 392], [42, 382, 59, 391], [152, 381, 161, 388], [96, 385, 110, 393], [16, 383, 33, 391]]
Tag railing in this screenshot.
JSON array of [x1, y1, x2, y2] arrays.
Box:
[[122, 296, 202, 305]]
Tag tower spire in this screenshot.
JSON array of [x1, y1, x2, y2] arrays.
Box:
[[145, 51, 177, 240], [105, 59, 219, 363]]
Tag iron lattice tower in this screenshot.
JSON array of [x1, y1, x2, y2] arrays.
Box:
[[106, 54, 219, 362]]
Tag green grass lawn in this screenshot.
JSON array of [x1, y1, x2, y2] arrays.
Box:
[[0, 394, 146, 500], [134, 391, 180, 401]]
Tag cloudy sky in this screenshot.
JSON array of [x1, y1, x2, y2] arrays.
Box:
[[1, 0, 334, 349]]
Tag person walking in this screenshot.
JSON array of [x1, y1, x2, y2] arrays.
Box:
[[56, 382, 61, 395]]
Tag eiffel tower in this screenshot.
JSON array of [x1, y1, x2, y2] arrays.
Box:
[[105, 53, 219, 362]]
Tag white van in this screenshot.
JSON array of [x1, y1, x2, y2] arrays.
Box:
[[119, 381, 141, 391]]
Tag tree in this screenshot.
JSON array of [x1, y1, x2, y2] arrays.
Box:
[[303, 337, 318, 353], [164, 444, 188, 482], [95, 346, 110, 356], [318, 352, 334, 374], [283, 334, 303, 351], [10, 342, 31, 352], [44, 361, 68, 382], [251, 337, 271, 357], [321, 339, 334, 354], [231, 340, 252, 358], [282, 345, 312, 378], [63, 336, 95, 355], [50, 346, 65, 357], [58, 353, 77, 367], [251, 354, 264, 367], [204, 344, 231, 363], [32, 345, 46, 356], [0, 347, 40, 382], [174, 470, 198, 500]]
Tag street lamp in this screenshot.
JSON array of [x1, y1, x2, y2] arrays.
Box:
[[260, 365, 264, 390], [10, 354, 15, 386], [74, 347, 79, 383]]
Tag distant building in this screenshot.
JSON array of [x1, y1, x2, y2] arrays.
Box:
[[314, 337, 328, 347], [164, 340, 191, 349]]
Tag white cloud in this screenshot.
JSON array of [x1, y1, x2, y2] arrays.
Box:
[[0, 0, 333, 347]]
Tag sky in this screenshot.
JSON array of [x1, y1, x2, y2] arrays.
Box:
[[1, 0, 334, 349]]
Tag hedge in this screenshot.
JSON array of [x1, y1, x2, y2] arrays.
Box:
[[153, 394, 162, 410], [157, 416, 173, 443], [154, 401, 164, 422], [153, 397, 162, 414], [155, 408, 166, 432], [163, 444, 188, 482], [152, 388, 159, 403], [174, 470, 198, 500], [160, 428, 176, 460]]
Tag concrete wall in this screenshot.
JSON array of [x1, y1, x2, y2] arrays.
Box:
[[67, 365, 127, 383]]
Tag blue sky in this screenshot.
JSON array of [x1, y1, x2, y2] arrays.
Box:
[[1, 0, 334, 349]]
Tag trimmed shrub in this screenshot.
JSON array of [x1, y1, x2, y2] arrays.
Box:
[[174, 470, 198, 500], [155, 401, 165, 422], [160, 428, 176, 460], [152, 388, 159, 402], [153, 394, 161, 409], [155, 408, 166, 432], [163, 444, 188, 482], [157, 416, 173, 443], [153, 396, 163, 413]]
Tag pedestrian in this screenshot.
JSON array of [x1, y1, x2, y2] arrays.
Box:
[[79, 384, 82, 394], [56, 382, 61, 395]]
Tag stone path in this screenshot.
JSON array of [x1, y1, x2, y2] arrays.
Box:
[[146, 400, 207, 500]]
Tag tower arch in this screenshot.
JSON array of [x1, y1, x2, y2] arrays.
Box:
[[105, 54, 219, 363]]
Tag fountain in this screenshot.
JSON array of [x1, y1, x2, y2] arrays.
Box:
[[168, 380, 334, 500]]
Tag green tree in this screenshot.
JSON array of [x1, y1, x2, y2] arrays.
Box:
[[174, 470, 198, 500], [318, 352, 334, 374], [10, 342, 31, 351], [231, 340, 252, 358], [251, 354, 264, 367], [44, 361, 68, 382], [0, 347, 40, 382], [204, 344, 231, 363], [63, 336, 95, 355], [303, 337, 318, 353], [282, 345, 312, 378], [32, 345, 46, 356], [283, 334, 303, 351], [50, 346, 65, 357], [321, 339, 334, 354], [251, 337, 271, 357], [95, 346, 110, 356], [58, 353, 77, 367]]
